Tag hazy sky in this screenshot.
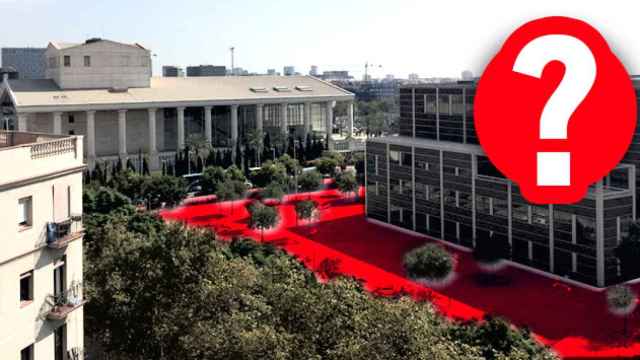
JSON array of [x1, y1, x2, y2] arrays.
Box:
[[2, 0, 640, 78]]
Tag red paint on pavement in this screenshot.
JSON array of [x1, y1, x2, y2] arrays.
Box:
[[161, 188, 640, 359]]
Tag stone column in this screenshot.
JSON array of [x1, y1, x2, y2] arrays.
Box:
[[118, 110, 128, 159], [148, 108, 159, 170], [86, 110, 96, 169], [256, 104, 264, 134], [204, 106, 213, 145], [231, 104, 239, 151], [325, 101, 334, 150], [177, 106, 185, 150], [53, 112, 63, 135], [17, 114, 28, 131], [280, 103, 288, 136], [303, 102, 312, 140], [347, 101, 354, 138]]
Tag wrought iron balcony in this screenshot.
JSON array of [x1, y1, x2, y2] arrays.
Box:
[[46, 283, 86, 321], [46, 215, 83, 249]]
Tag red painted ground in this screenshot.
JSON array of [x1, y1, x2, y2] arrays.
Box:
[[161, 188, 640, 359]]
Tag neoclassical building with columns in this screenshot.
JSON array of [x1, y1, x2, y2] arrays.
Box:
[[0, 39, 357, 171]]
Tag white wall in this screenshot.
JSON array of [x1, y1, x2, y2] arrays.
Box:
[[45, 40, 151, 90], [0, 172, 84, 360]]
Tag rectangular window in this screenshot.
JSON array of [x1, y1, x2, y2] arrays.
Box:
[[18, 196, 33, 228], [374, 155, 379, 175], [493, 198, 508, 217], [20, 271, 33, 305], [429, 186, 441, 203], [63, 55, 71, 67], [401, 179, 412, 195], [84, 55, 91, 67], [476, 195, 490, 214], [512, 203, 529, 222], [68, 115, 75, 124], [438, 94, 450, 115], [390, 179, 401, 194], [531, 206, 549, 225], [389, 150, 400, 165], [424, 94, 437, 113], [401, 152, 413, 167], [444, 190, 457, 206], [54, 324, 66, 360], [21, 344, 33, 360], [459, 192, 472, 209], [414, 159, 429, 170]]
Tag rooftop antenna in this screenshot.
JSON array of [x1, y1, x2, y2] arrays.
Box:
[[364, 62, 382, 81], [229, 46, 235, 75]]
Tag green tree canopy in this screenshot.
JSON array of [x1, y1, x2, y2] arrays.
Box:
[[335, 171, 358, 199], [297, 170, 323, 193], [248, 201, 279, 241]]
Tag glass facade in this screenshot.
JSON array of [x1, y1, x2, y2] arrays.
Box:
[[366, 82, 637, 287]]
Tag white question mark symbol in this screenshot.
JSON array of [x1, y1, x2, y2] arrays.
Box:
[[512, 34, 597, 186]]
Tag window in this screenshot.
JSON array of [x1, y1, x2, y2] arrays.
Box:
[[55, 324, 66, 360], [390, 179, 401, 194], [477, 156, 505, 178], [400, 179, 412, 195], [401, 152, 412, 167], [18, 197, 33, 228], [68, 130, 75, 135], [389, 150, 400, 165], [68, 115, 75, 124], [493, 198, 508, 217], [64, 55, 71, 67], [476, 195, 491, 214], [424, 94, 437, 113], [444, 190, 457, 206], [21, 344, 33, 360], [415, 159, 429, 171], [531, 206, 549, 225], [459, 192, 472, 209], [429, 186, 440, 202], [84, 55, 91, 67], [20, 271, 33, 306], [512, 203, 529, 222]]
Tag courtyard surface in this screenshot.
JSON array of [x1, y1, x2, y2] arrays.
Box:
[[161, 187, 640, 359]]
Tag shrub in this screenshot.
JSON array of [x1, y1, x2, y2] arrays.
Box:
[[403, 243, 454, 282]]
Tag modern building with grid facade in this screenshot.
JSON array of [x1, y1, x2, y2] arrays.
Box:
[[365, 81, 638, 288]]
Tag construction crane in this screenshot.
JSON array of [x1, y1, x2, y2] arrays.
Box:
[[364, 62, 382, 81], [229, 46, 235, 75]]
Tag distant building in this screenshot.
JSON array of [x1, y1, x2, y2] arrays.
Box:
[[186, 65, 226, 77], [1, 38, 358, 172], [321, 71, 351, 81], [1, 47, 47, 79], [408, 73, 420, 82], [267, 69, 277, 76], [162, 65, 184, 77], [384, 74, 395, 81], [461, 70, 474, 80], [309, 65, 318, 76], [333, 79, 401, 101], [283, 66, 295, 76]]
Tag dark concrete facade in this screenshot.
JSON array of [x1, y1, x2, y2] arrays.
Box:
[[366, 82, 637, 288]]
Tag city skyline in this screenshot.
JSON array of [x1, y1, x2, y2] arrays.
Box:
[[2, 0, 640, 79]]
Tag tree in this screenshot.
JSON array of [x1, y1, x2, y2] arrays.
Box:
[[335, 171, 358, 200], [200, 166, 226, 195], [143, 175, 187, 209], [315, 156, 339, 176], [615, 221, 640, 280], [294, 200, 317, 227], [216, 179, 247, 214], [403, 243, 454, 283], [250, 160, 288, 188], [83, 186, 133, 215], [246, 129, 264, 167], [261, 182, 285, 205], [248, 201, 279, 241], [607, 285, 637, 342], [83, 212, 557, 360], [298, 170, 322, 195]]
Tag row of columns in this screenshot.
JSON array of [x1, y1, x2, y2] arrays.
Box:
[[18, 99, 354, 169]]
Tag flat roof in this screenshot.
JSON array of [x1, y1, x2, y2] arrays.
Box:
[[7, 75, 354, 112]]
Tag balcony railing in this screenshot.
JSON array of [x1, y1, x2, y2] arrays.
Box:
[[46, 215, 83, 249], [30, 137, 77, 159], [46, 282, 85, 321]]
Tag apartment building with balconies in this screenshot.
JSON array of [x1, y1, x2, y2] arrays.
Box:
[[0, 131, 85, 360]]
